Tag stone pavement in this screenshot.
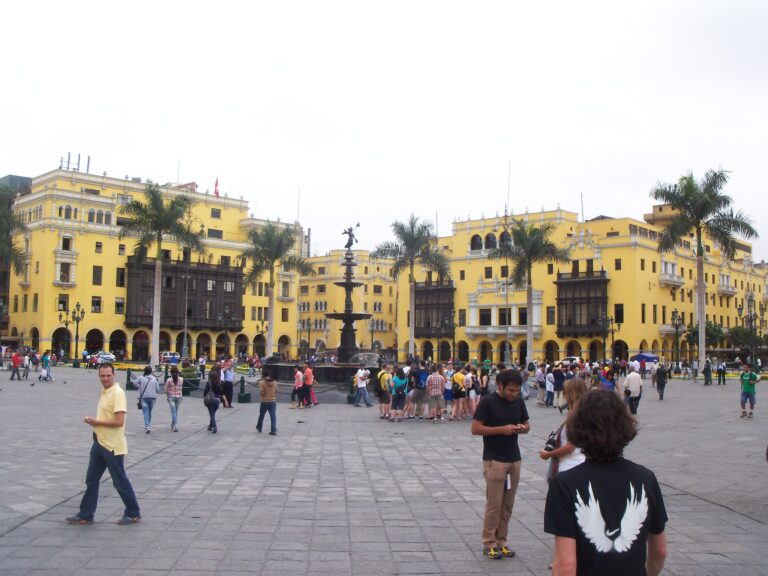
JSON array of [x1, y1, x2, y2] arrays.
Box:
[[0, 367, 766, 575]]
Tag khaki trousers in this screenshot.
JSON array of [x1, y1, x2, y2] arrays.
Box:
[[482, 460, 521, 549]]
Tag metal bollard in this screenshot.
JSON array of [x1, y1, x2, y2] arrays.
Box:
[[237, 375, 251, 403]]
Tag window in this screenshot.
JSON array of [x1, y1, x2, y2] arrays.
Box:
[[33, 293, 38, 312], [318, 267, 325, 275], [499, 308, 511, 326], [389, 303, 392, 313], [163, 275, 175, 288], [501, 265, 508, 278], [373, 285, 382, 295], [118, 244, 126, 256], [614, 303, 624, 324], [518, 307, 528, 325], [281, 308, 289, 322], [224, 281, 235, 293], [640, 259, 645, 271], [91, 296, 102, 313], [460, 270, 465, 280], [12, 295, 17, 313], [59, 263, 71, 283], [58, 294, 69, 312], [548, 263, 554, 275], [300, 285, 309, 295], [546, 306, 556, 325], [115, 298, 125, 314], [281, 280, 290, 298], [479, 309, 492, 326], [87, 209, 95, 223], [95, 242, 102, 253], [251, 306, 257, 320], [162, 249, 171, 261], [484, 267, 492, 279], [641, 303, 646, 324], [614, 258, 622, 271], [363, 302, 368, 311], [207, 228, 223, 239], [662, 306, 667, 324], [206, 280, 216, 292], [458, 309, 466, 326], [116, 268, 126, 287], [652, 304, 657, 324], [62, 237, 72, 251], [220, 256, 231, 267], [364, 267, 368, 274], [22, 294, 27, 312], [586, 259, 594, 275], [317, 285, 326, 294], [211, 208, 221, 218], [105, 211, 111, 225], [652, 261, 657, 273]]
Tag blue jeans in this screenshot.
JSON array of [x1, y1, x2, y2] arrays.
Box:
[[167, 396, 182, 429], [141, 398, 156, 429], [207, 398, 220, 431], [257, 402, 277, 433], [354, 387, 373, 406], [545, 391, 554, 406], [78, 441, 140, 521]]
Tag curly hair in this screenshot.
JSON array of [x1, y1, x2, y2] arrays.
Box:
[[566, 389, 637, 462]]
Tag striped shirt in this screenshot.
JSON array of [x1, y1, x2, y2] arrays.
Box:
[[166, 376, 183, 398], [426, 373, 445, 396]]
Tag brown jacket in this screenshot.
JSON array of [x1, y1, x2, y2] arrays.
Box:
[[259, 378, 277, 403]]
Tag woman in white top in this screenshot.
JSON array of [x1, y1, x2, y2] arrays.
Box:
[[538, 376, 588, 473]]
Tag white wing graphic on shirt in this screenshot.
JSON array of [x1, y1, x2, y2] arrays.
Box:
[[574, 482, 648, 554]]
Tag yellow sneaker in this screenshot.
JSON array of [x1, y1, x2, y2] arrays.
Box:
[[500, 545, 515, 558], [483, 547, 502, 560]]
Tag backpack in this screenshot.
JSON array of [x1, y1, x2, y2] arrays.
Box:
[[378, 370, 389, 391]]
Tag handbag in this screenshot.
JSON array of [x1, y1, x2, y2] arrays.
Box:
[[137, 377, 146, 410], [203, 389, 216, 406], [545, 422, 566, 482]]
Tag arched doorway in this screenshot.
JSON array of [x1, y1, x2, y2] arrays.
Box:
[[479, 341, 493, 362], [565, 340, 582, 357], [298, 339, 309, 360], [517, 341, 527, 366], [30, 327, 40, 350], [176, 332, 192, 355], [613, 339, 629, 360], [638, 340, 649, 354], [651, 339, 659, 355], [109, 330, 127, 360], [470, 234, 483, 250], [544, 340, 559, 363], [85, 329, 104, 354], [51, 327, 71, 359], [498, 341, 512, 363], [661, 339, 670, 362], [277, 335, 291, 359], [253, 334, 266, 358], [439, 340, 451, 362], [422, 341, 434, 361], [132, 330, 150, 361], [588, 340, 601, 363], [159, 331, 171, 353], [196, 333, 212, 359], [215, 333, 230, 359], [235, 334, 249, 358], [457, 341, 469, 363]]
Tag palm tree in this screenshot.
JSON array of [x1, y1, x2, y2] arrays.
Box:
[[372, 215, 448, 360], [651, 169, 757, 369], [240, 222, 314, 358], [0, 186, 29, 276], [490, 219, 569, 367], [119, 184, 204, 364]]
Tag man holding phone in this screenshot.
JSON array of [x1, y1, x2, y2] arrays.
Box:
[[471, 369, 530, 560]]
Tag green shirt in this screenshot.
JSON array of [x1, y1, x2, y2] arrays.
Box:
[[739, 371, 759, 393]]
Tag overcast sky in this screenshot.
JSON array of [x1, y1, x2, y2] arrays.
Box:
[[3, 1, 767, 259]]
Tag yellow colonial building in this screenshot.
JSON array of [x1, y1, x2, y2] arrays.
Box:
[[399, 206, 767, 364], [8, 168, 307, 361], [298, 250, 397, 357]]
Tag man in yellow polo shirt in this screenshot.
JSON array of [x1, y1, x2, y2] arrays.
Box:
[[66, 363, 141, 525]]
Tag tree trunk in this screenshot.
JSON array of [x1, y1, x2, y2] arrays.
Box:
[[151, 247, 163, 366], [266, 268, 275, 358], [408, 264, 415, 359], [526, 271, 533, 369], [696, 243, 706, 371]]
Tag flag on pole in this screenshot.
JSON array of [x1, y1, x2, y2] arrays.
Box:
[[214, 176, 219, 197]]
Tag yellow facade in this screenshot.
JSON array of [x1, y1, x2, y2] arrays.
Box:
[[299, 250, 397, 356], [9, 169, 305, 360], [400, 207, 767, 364]]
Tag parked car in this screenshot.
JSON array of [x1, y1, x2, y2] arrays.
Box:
[[91, 351, 116, 365], [160, 351, 181, 364], [561, 356, 584, 367]]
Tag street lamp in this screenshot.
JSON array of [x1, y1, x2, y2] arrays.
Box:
[[59, 302, 85, 368], [598, 314, 621, 363], [737, 293, 762, 367], [671, 307, 685, 374], [493, 207, 514, 366]]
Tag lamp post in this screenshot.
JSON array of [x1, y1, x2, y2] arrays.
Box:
[[737, 293, 762, 367], [60, 302, 85, 367], [598, 314, 620, 363], [493, 207, 514, 366], [671, 307, 685, 374]]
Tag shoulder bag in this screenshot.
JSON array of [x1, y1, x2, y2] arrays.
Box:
[[545, 422, 566, 482]]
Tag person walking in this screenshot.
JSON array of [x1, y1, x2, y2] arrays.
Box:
[[198, 354, 206, 379], [135, 366, 159, 433], [739, 362, 760, 419], [703, 357, 713, 386], [10, 350, 21, 381], [303, 361, 318, 407], [471, 369, 530, 560], [353, 364, 374, 407], [656, 362, 668, 400], [203, 371, 226, 433], [256, 373, 278, 435], [544, 390, 668, 576], [66, 362, 141, 525], [222, 358, 235, 407], [624, 364, 643, 415], [535, 362, 547, 405], [390, 367, 408, 422], [290, 365, 304, 409], [717, 359, 727, 385], [165, 366, 183, 432]]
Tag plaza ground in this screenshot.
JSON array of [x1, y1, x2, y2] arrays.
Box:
[[0, 367, 766, 575]]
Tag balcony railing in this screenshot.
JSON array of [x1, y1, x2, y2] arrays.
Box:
[[658, 272, 685, 288], [556, 270, 608, 281], [716, 284, 737, 296]]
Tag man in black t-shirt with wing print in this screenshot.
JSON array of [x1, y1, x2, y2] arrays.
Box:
[[471, 368, 530, 560], [544, 390, 668, 576]]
